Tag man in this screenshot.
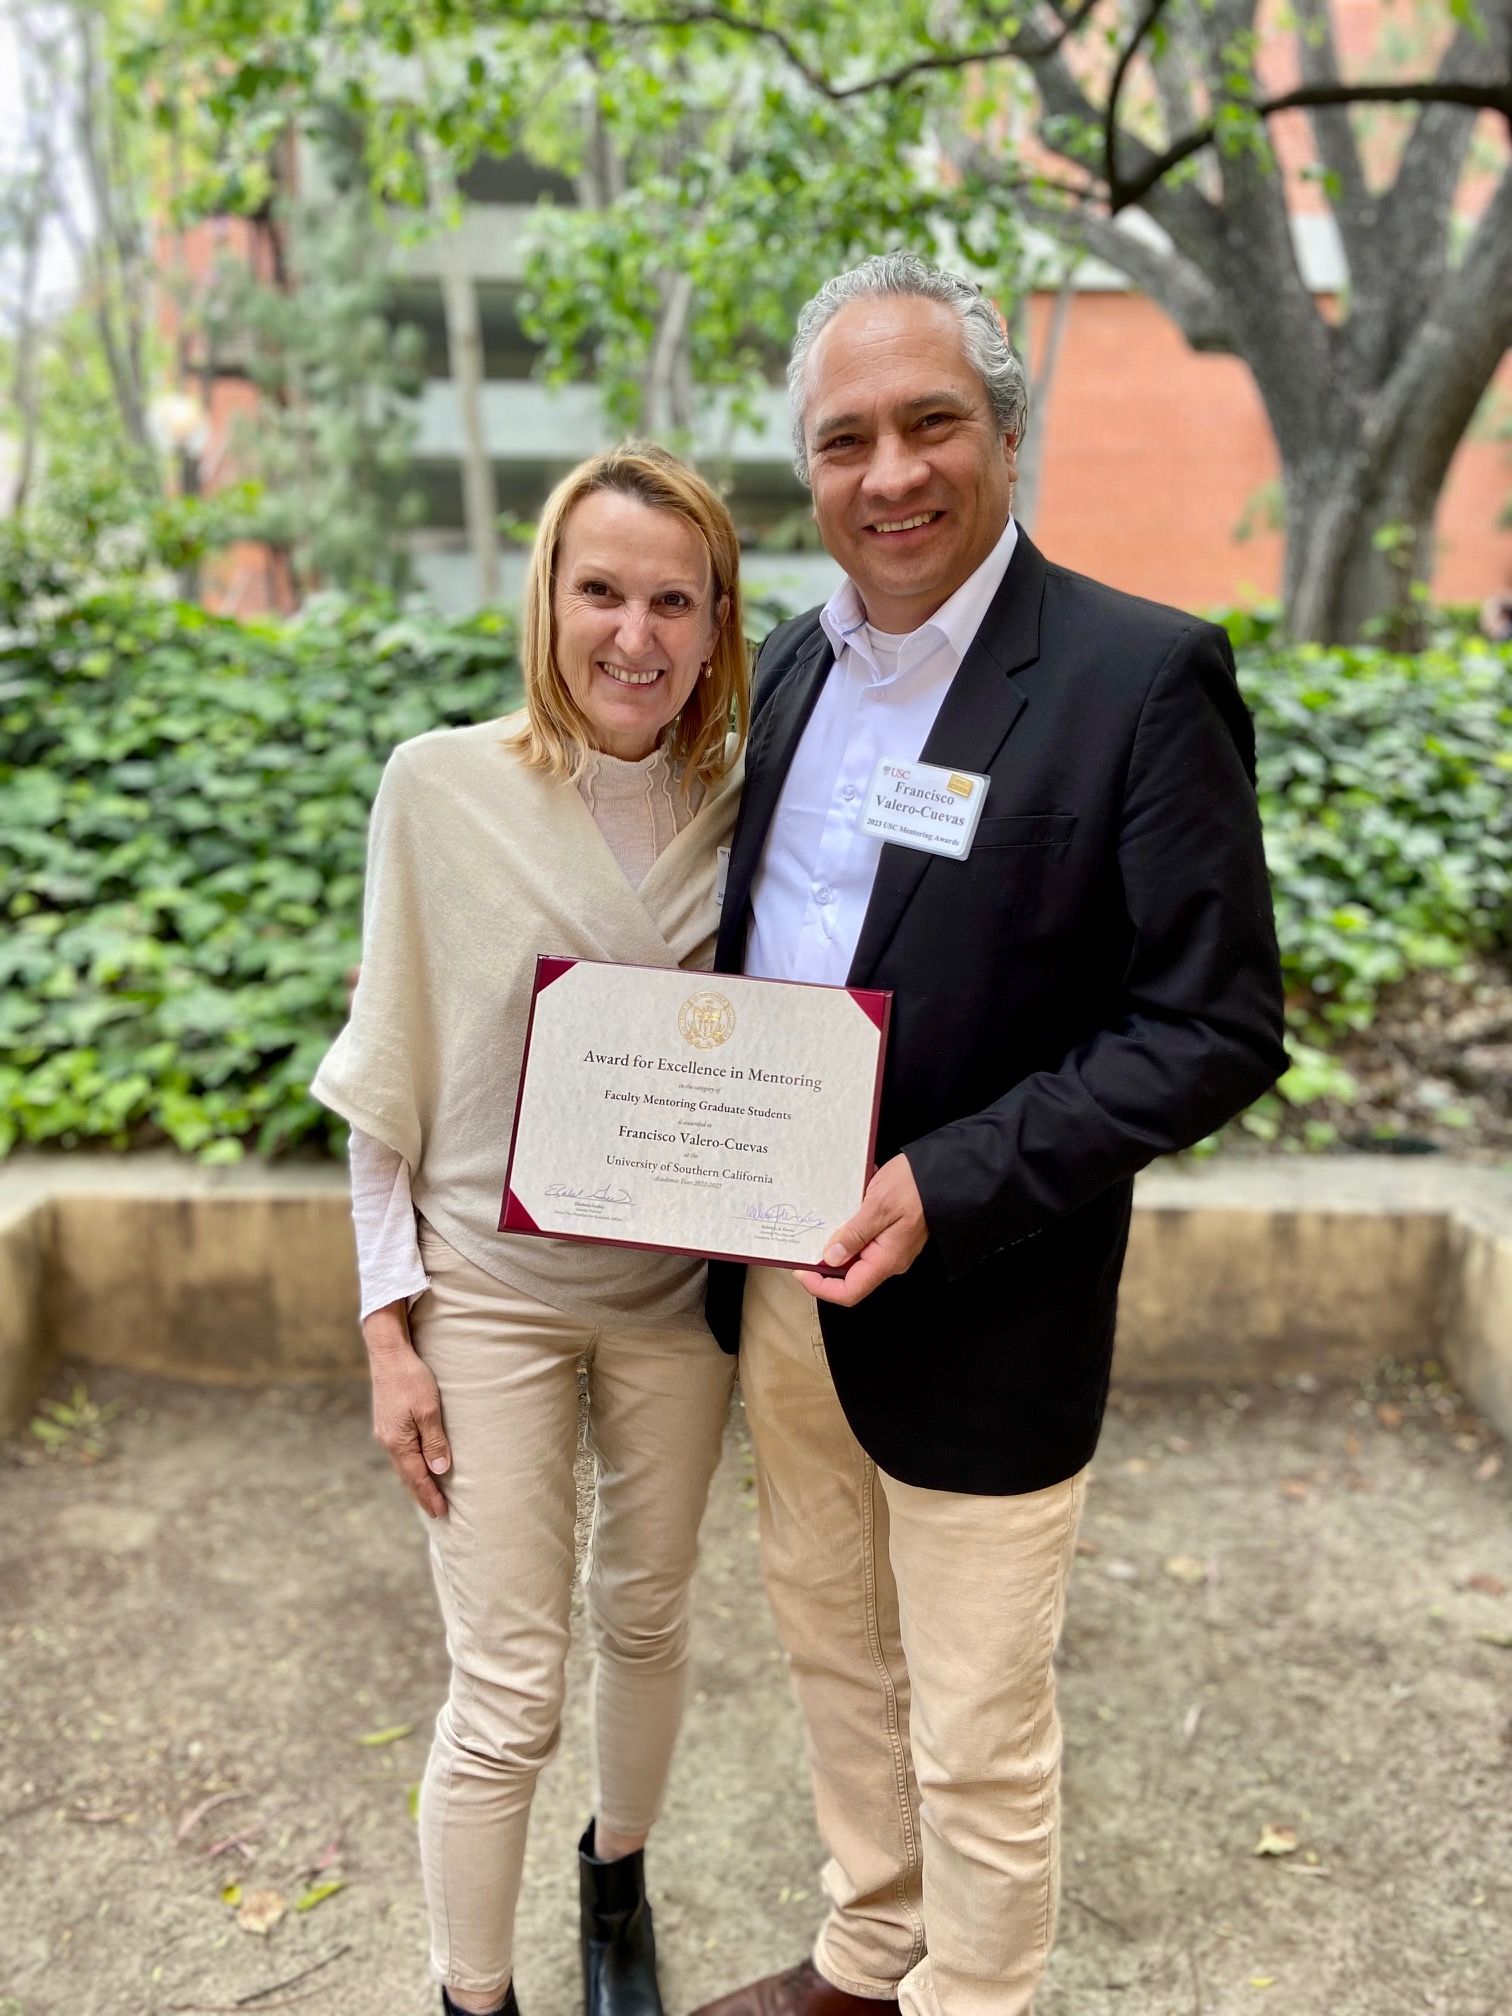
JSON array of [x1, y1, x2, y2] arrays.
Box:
[[694, 253, 1288, 2016]]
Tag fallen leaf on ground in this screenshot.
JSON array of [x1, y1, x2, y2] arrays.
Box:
[[1344, 1433, 1362, 1457], [1164, 1555, 1208, 1586], [1376, 1402, 1404, 1430], [295, 1879, 347, 1912], [1475, 1453, 1504, 1483], [235, 1888, 286, 1935], [219, 1883, 242, 1907], [356, 1723, 415, 1748], [1474, 1627, 1512, 1649], [1122, 1458, 1153, 1475], [1075, 1537, 1099, 1557], [1254, 1825, 1299, 1857], [1165, 1436, 1192, 1455], [407, 1784, 421, 1821], [1453, 1432, 1482, 1454], [1280, 1479, 1311, 1502], [1464, 1573, 1508, 1598], [1103, 1559, 1140, 1582], [1250, 1977, 1277, 1989]]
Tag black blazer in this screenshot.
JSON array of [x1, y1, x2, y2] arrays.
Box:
[[707, 531, 1288, 1494]]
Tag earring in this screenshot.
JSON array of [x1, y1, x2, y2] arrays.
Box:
[[700, 660, 712, 679]]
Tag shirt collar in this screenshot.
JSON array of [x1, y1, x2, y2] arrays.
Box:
[[819, 515, 1019, 676]]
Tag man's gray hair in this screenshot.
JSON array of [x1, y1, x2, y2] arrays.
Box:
[[786, 251, 1030, 485]]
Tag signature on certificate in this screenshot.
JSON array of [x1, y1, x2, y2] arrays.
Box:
[[546, 1179, 633, 1207], [738, 1200, 825, 1231]]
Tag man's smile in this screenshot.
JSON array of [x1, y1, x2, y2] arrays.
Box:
[[865, 510, 946, 539]]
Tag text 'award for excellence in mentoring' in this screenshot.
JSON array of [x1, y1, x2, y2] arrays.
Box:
[[499, 957, 891, 1271]]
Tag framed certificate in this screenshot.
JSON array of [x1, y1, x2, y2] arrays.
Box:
[[500, 957, 891, 1270]]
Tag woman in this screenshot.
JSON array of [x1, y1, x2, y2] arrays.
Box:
[[312, 445, 748, 2016]]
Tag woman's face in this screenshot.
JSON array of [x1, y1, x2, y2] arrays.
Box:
[[553, 490, 725, 762]]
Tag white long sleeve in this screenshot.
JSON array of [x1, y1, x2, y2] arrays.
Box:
[[349, 1127, 430, 1321]]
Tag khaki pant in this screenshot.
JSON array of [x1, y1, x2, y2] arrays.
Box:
[[738, 1266, 1087, 2016], [410, 1222, 736, 2002]]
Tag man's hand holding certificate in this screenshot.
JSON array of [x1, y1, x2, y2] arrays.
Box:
[[501, 957, 890, 1271]]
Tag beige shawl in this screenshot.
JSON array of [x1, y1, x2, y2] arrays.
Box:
[[312, 713, 743, 1329]]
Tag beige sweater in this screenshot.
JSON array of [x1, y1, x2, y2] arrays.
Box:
[[313, 713, 743, 1330]]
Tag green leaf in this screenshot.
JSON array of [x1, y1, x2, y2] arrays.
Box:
[[294, 1879, 347, 1911]]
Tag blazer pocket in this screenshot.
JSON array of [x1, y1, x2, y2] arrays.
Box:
[[971, 813, 1078, 851]]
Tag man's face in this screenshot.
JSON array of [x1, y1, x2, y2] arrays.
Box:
[[801, 295, 1018, 633]]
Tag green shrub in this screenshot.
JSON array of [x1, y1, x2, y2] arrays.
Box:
[[1248, 634, 1511, 1135], [0, 583, 520, 1159], [1, 570, 1508, 1161], [1252, 639, 1510, 1007]]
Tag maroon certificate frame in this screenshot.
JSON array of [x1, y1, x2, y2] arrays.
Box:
[[499, 956, 891, 1272]]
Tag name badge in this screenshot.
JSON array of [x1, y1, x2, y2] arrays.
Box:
[[859, 759, 990, 859], [714, 845, 731, 907]]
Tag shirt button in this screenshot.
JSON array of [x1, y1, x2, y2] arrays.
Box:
[[815, 885, 835, 906], [841, 785, 858, 803]]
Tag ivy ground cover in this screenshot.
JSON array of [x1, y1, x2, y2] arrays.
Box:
[[1, 582, 1508, 1159]]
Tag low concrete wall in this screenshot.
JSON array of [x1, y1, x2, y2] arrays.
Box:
[[0, 1193, 53, 1435], [1119, 1203, 1450, 1381], [48, 1187, 361, 1382], [1442, 1206, 1512, 1444], [1, 1155, 1509, 1439]]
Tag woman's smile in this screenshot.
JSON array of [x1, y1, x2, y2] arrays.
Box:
[[598, 661, 666, 687]]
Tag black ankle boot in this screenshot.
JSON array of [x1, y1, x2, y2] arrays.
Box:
[[578, 1819, 664, 2016], [442, 1987, 519, 2016]]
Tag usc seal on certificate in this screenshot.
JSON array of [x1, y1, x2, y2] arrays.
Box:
[[500, 957, 890, 1270], [678, 991, 735, 1050]]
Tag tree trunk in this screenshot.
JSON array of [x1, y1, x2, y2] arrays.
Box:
[[440, 252, 501, 607], [642, 270, 695, 437], [6, 191, 46, 520], [1015, 266, 1077, 533], [423, 142, 500, 607], [1016, 0, 1512, 646], [1282, 446, 1436, 648]]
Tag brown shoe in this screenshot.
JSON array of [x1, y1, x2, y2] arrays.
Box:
[[688, 1958, 899, 2016]]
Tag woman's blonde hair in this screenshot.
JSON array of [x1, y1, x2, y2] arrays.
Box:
[[514, 442, 748, 784]]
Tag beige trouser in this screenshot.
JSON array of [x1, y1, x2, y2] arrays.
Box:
[[409, 1222, 736, 2002], [738, 1265, 1087, 2016]]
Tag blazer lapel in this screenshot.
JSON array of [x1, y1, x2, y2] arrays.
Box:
[[716, 627, 835, 969], [846, 532, 1048, 985]]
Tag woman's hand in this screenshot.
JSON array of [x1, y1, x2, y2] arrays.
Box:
[[362, 1302, 452, 1518]]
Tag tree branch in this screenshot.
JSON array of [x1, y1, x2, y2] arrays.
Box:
[[1293, 0, 1372, 253], [1028, 41, 1225, 272], [533, 0, 1168, 102], [1336, 160, 1512, 514], [1143, 2, 1217, 201], [1016, 192, 1235, 349], [1384, 13, 1510, 293], [1105, 0, 1177, 197], [1107, 76, 1512, 212]]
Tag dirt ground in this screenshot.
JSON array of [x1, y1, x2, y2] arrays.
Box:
[[2, 1358, 1509, 2016]]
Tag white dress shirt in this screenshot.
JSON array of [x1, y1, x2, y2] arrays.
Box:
[[746, 515, 1019, 987]]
